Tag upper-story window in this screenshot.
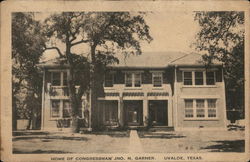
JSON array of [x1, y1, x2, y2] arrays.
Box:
[[183, 72, 192, 85], [152, 72, 163, 87], [52, 72, 61, 86], [206, 72, 215, 85], [104, 73, 114, 87], [51, 71, 67, 86], [125, 72, 141, 87], [195, 72, 204, 85], [183, 71, 215, 86]]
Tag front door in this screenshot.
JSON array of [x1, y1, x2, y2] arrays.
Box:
[[124, 100, 143, 126]]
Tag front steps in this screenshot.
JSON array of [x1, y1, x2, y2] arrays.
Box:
[[148, 126, 174, 132]]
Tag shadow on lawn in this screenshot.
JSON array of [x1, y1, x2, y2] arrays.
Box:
[[13, 136, 89, 142], [13, 131, 49, 136], [201, 140, 245, 152], [86, 131, 130, 138], [13, 148, 72, 154], [138, 132, 186, 139]]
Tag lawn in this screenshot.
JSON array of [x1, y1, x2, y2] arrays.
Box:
[[12, 129, 244, 154], [138, 130, 245, 153], [13, 131, 130, 154]]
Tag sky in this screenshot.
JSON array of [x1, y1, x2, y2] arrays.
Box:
[[35, 11, 200, 61]]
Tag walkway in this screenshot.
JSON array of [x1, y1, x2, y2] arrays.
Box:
[[129, 130, 143, 153]]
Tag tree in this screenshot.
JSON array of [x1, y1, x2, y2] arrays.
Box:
[[12, 12, 46, 130], [44, 12, 152, 132], [194, 11, 244, 119]]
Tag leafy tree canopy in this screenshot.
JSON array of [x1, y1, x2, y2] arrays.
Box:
[[194, 11, 244, 88]]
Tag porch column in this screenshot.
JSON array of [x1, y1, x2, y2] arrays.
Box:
[[168, 97, 173, 126], [119, 96, 124, 127], [143, 98, 148, 126]]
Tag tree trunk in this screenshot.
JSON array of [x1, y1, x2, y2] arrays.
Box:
[[90, 44, 99, 131], [68, 67, 80, 133]]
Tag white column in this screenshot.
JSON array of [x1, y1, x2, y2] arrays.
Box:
[[143, 98, 148, 126], [118, 96, 124, 127], [168, 97, 173, 126]]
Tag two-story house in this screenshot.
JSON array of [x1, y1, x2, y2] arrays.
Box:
[[38, 52, 227, 131]]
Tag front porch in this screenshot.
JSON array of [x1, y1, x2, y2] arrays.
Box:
[[97, 99, 173, 130]]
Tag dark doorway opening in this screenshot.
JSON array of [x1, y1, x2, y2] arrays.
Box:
[[124, 100, 143, 126], [148, 100, 168, 126]]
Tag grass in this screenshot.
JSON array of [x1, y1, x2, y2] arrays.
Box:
[[12, 129, 244, 153]]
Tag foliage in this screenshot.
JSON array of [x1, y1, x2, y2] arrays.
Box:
[[194, 11, 244, 115], [12, 12, 46, 129], [44, 12, 152, 131]]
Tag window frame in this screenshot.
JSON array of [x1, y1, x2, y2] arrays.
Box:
[[50, 99, 61, 119], [152, 72, 163, 87], [183, 71, 193, 85], [194, 71, 204, 85], [184, 99, 217, 120], [104, 73, 114, 87], [50, 70, 68, 87], [125, 72, 142, 88], [50, 99, 82, 120], [206, 71, 216, 85], [182, 70, 216, 86]]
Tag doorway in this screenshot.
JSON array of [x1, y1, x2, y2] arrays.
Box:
[[148, 100, 168, 126], [124, 100, 143, 126]]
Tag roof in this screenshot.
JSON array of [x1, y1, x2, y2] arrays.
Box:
[[38, 51, 222, 68]]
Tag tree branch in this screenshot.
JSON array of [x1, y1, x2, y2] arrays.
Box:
[[71, 39, 89, 47], [44, 46, 63, 57]]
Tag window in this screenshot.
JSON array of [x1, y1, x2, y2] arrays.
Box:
[[195, 72, 204, 85], [152, 73, 163, 87], [104, 73, 114, 87], [206, 72, 215, 85], [63, 100, 71, 118], [51, 100, 60, 118], [50, 99, 75, 119], [196, 99, 205, 117], [185, 99, 193, 118], [125, 73, 132, 87], [52, 72, 61, 86], [134, 73, 141, 87], [63, 72, 68, 86], [51, 71, 67, 86], [183, 72, 192, 85], [208, 99, 216, 117], [125, 72, 141, 87], [183, 71, 216, 86], [184, 99, 217, 119]]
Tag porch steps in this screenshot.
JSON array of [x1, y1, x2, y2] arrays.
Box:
[[149, 126, 174, 132]]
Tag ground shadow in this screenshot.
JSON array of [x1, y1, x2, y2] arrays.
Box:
[[13, 131, 49, 136], [85, 131, 130, 138], [13, 136, 89, 142], [13, 148, 72, 154], [201, 140, 245, 152], [138, 132, 186, 139]]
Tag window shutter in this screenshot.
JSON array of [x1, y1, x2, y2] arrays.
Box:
[[115, 70, 124, 84], [215, 68, 222, 82], [142, 70, 152, 84], [176, 69, 183, 82]]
